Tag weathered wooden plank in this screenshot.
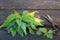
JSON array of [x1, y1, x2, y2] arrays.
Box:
[[0, 0, 60, 9], [0, 10, 60, 24]]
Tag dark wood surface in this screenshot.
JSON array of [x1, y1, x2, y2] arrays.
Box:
[[0, 0, 60, 40], [0, 0, 60, 9]]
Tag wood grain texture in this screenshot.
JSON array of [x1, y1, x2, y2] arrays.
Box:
[[0, 0, 60, 9]]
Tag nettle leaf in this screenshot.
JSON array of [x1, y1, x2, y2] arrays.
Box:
[[22, 11, 39, 23], [14, 10, 21, 18], [28, 27, 35, 35], [30, 23, 37, 30], [22, 15, 34, 23], [0, 10, 45, 37], [9, 27, 16, 37], [34, 18, 44, 26], [6, 20, 16, 29], [21, 22, 27, 35], [6, 21, 17, 37], [23, 11, 30, 16], [39, 28, 47, 33], [36, 28, 47, 36], [36, 30, 42, 35], [0, 14, 16, 28], [48, 30, 54, 34], [17, 27, 24, 37], [16, 18, 21, 27], [29, 11, 39, 17], [46, 30, 54, 39], [0, 10, 20, 28], [37, 28, 54, 39], [47, 33, 53, 39]]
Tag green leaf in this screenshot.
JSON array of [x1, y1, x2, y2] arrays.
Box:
[[17, 27, 24, 37], [30, 23, 37, 30], [46, 30, 54, 39], [36, 30, 42, 35], [0, 10, 44, 37], [29, 11, 39, 17], [47, 33, 53, 39], [14, 10, 21, 18], [6, 20, 15, 29], [22, 15, 34, 23], [34, 18, 44, 26], [39, 28, 47, 33], [21, 22, 27, 35], [28, 26, 35, 35], [48, 30, 54, 34], [22, 11, 35, 23], [16, 18, 21, 27], [6, 21, 17, 37], [9, 27, 16, 37], [0, 14, 16, 28], [23, 11, 29, 16]]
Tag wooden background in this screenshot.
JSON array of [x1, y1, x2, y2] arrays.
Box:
[[0, 0, 60, 24], [0, 0, 60, 40], [0, 0, 60, 9]]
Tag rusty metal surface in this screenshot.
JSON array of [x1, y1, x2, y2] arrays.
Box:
[[0, 0, 60, 9]]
